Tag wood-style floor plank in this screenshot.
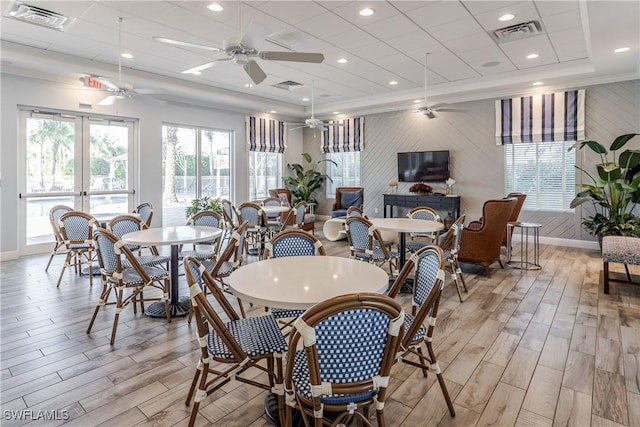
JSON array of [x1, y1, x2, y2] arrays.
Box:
[[1, 224, 639, 427]]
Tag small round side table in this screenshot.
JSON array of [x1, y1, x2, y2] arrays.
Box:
[[506, 221, 542, 270]]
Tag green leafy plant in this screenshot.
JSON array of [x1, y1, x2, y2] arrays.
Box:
[[185, 196, 223, 218], [283, 153, 336, 205], [569, 133, 640, 237]]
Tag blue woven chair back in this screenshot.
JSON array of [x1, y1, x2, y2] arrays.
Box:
[[238, 204, 262, 227], [414, 249, 441, 307], [269, 234, 318, 258], [346, 217, 371, 251], [134, 203, 153, 226], [60, 212, 94, 242], [188, 211, 222, 245], [315, 308, 390, 383], [94, 229, 119, 274], [409, 207, 439, 221], [109, 216, 142, 251], [50, 206, 72, 235]]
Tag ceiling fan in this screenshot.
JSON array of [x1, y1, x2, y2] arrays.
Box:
[[287, 81, 344, 131], [416, 53, 465, 119], [82, 18, 147, 105], [154, 7, 324, 85]]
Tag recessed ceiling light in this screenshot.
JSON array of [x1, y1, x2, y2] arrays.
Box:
[[207, 3, 224, 12], [533, 81, 544, 86], [413, 99, 422, 103], [302, 97, 310, 101], [121, 53, 133, 59], [389, 80, 398, 85], [526, 53, 539, 59], [333, 111, 340, 114], [270, 110, 277, 114], [337, 58, 349, 64], [244, 83, 254, 88], [614, 47, 630, 53], [499, 13, 515, 22], [359, 8, 375, 16]]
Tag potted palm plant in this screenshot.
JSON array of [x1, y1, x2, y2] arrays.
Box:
[[185, 196, 223, 218], [283, 153, 336, 205], [569, 133, 640, 241]]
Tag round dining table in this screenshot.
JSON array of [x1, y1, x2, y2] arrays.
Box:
[[122, 225, 222, 317], [369, 217, 444, 270]]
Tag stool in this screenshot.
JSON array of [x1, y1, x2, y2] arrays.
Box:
[[602, 235, 640, 294], [506, 221, 541, 270]]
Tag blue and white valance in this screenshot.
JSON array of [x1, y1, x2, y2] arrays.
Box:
[[246, 116, 287, 153], [495, 89, 585, 145], [321, 117, 364, 153]]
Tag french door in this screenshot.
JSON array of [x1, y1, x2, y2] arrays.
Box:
[[18, 109, 136, 255]]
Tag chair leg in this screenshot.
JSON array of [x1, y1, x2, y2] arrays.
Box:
[[449, 261, 463, 303], [87, 284, 111, 334], [604, 261, 610, 294], [56, 253, 72, 288], [424, 341, 455, 417], [45, 242, 61, 272], [454, 258, 468, 292], [188, 358, 210, 427], [110, 286, 125, 345]]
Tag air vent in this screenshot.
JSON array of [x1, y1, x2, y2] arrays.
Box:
[[272, 81, 304, 91], [491, 21, 543, 43], [4, 1, 77, 31]]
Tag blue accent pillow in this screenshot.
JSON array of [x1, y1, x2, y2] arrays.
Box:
[[341, 191, 362, 208]]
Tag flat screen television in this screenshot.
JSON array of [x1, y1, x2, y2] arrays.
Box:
[[397, 150, 450, 182]]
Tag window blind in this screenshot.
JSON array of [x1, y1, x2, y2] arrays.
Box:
[[321, 117, 364, 153], [246, 116, 286, 153]]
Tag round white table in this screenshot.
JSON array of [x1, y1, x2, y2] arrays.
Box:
[[122, 225, 222, 317], [261, 205, 292, 215], [227, 256, 389, 310], [369, 218, 444, 270]]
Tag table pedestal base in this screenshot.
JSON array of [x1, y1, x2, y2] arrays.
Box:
[[145, 296, 190, 318], [263, 393, 304, 427]]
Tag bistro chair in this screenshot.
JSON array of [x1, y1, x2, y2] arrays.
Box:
[[345, 216, 400, 276], [284, 293, 404, 427], [45, 204, 73, 272], [263, 196, 284, 229], [133, 202, 154, 227], [56, 211, 99, 288], [195, 221, 249, 318], [405, 206, 442, 252], [346, 205, 366, 218], [180, 210, 224, 262], [88, 228, 171, 345], [183, 257, 288, 427], [107, 214, 170, 268], [437, 214, 467, 302], [220, 199, 239, 245], [387, 245, 455, 417], [237, 201, 271, 258]]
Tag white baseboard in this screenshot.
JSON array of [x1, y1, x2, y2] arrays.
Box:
[[511, 235, 599, 250], [0, 250, 20, 261]]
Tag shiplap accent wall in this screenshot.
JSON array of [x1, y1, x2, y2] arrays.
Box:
[[305, 80, 640, 242]]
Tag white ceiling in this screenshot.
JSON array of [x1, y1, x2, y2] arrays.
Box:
[[1, 0, 638, 119]]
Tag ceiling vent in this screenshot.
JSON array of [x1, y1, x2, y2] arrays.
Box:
[[272, 80, 304, 91], [491, 21, 543, 43], [4, 1, 77, 31]]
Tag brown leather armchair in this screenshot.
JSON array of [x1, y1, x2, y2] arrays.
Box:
[[269, 188, 316, 234], [458, 198, 517, 277], [502, 193, 526, 247], [332, 187, 364, 218]]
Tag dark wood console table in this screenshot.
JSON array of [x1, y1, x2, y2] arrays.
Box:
[[383, 193, 461, 219]]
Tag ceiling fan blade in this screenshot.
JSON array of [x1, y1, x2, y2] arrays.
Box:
[[153, 37, 221, 52], [182, 61, 218, 74], [433, 107, 467, 113], [241, 22, 273, 50], [98, 95, 116, 106], [244, 60, 267, 85], [95, 76, 119, 91], [259, 51, 324, 63]]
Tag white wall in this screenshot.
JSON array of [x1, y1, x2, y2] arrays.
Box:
[[0, 72, 302, 255], [307, 80, 640, 242]]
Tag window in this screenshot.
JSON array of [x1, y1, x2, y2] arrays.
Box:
[[162, 124, 232, 226], [325, 151, 361, 198], [249, 151, 282, 200], [504, 141, 575, 211]]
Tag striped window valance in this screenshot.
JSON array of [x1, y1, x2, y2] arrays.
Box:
[[246, 116, 287, 153], [321, 117, 364, 153], [495, 89, 585, 145]]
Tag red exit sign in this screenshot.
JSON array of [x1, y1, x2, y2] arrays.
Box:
[[81, 75, 104, 89]]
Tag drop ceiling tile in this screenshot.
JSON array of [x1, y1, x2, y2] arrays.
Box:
[[427, 16, 486, 42], [456, 46, 517, 74], [324, 28, 380, 50], [445, 32, 497, 53], [355, 42, 402, 62], [554, 45, 588, 62], [391, 1, 440, 13], [461, 1, 525, 15], [513, 55, 558, 69], [426, 51, 481, 81], [295, 12, 354, 38], [474, 2, 540, 32], [534, 0, 579, 17], [386, 31, 442, 55], [361, 14, 423, 40], [540, 9, 582, 33], [330, 1, 401, 26], [100, 1, 177, 20], [16, 0, 98, 18], [498, 34, 557, 60], [372, 53, 424, 83], [409, 1, 470, 29], [251, 1, 326, 25], [548, 27, 584, 47]]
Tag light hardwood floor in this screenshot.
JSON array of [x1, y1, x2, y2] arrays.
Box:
[[1, 224, 639, 427]]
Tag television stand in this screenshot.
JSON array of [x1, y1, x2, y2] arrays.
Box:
[[383, 193, 460, 220]]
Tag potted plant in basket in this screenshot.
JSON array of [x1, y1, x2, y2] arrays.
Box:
[[283, 153, 336, 205], [185, 196, 223, 218], [409, 182, 432, 194], [569, 133, 640, 242]]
